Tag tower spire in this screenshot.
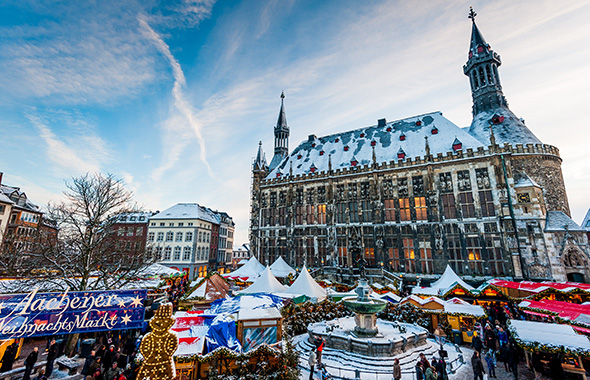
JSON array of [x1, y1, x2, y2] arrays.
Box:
[[464, 9, 542, 146], [269, 91, 289, 171]]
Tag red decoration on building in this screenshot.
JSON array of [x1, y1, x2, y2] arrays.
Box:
[[491, 115, 505, 124], [386, 127, 392, 132], [371, 141, 376, 147], [400, 134, 406, 141], [452, 138, 462, 152], [276, 172, 282, 178], [477, 46, 484, 53], [431, 127, 438, 134], [297, 154, 302, 159], [416, 121, 422, 126], [397, 152, 405, 159], [335, 138, 339, 142], [344, 146, 349, 151], [360, 133, 365, 138], [319, 151, 324, 156], [310, 165, 317, 173], [350, 159, 358, 167], [311, 143, 316, 148]]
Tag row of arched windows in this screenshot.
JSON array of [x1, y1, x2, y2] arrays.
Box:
[[470, 63, 499, 90]]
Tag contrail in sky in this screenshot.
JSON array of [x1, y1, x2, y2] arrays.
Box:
[[138, 15, 213, 177]]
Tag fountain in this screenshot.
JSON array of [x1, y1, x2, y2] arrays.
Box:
[[341, 278, 387, 336]]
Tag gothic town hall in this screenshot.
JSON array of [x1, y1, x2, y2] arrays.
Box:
[[249, 12, 589, 283]]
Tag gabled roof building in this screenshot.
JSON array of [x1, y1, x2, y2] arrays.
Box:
[[249, 10, 587, 283]]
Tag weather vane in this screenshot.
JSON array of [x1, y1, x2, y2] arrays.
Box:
[[468, 6, 477, 22]]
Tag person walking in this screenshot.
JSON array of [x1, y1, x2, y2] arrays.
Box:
[[393, 358, 402, 380], [485, 349, 496, 378], [82, 350, 97, 376], [507, 344, 519, 380], [0, 341, 18, 372], [23, 347, 39, 380], [471, 332, 483, 354], [415, 360, 425, 380], [471, 351, 485, 380], [46, 339, 58, 378], [308, 350, 317, 380]]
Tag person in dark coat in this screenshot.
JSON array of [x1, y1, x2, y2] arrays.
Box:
[[393, 358, 402, 380], [0, 341, 18, 372], [471, 332, 483, 353], [415, 361, 425, 380], [45, 339, 58, 378], [549, 355, 564, 380], [507, 344, 519, 380], [82, 350, 96, 375], [23, 347, 39, 380], [88, 356, 103, 377], [103, 345, 116, 371], [471, 351, 485, 380]]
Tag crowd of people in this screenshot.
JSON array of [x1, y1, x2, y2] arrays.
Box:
[[414, 352, 448, 380], [80, 332, 142, 380]]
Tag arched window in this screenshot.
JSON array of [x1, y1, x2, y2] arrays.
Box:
[[478, 67, 486, 86], [486, 65, 494, 84], [472, 71, 479, 89]]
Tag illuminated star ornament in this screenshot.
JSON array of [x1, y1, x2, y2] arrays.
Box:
[[118, 299, 126, 308], [121, 314, 132, 325], [130, 295, 143, 307]]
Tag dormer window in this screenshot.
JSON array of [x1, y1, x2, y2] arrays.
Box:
[[386, 127, 392, 132], [431, 127, 438, 135], [297, 154, 302, 159], [477, 46, 484, 53], [310, 164, 317, 173], [360, 133, 365, 138], [371, 141, 376, 147], [400, 134, 406, 141], [276, 172, 282, 178], [416, 121, 422, 126], [491, 115, 505, 124], [452, 138, 463, 151], [344, 146, 349, 151], [319, 151, 325, 156], [335, 138, 339, 143], [311, 143, 316, 148], [397, 148, 406, 160], [350, 157, 358, 167]]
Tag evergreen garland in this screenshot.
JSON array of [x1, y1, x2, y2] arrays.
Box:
[[281, 300, 352, 336]]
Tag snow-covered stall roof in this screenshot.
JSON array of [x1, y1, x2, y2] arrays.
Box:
[[285, 264, 327, 300], [269, 256, 296, 278], [138, 263, 183, 278], [412, 265, 474, 296], [268, 112, 484, 178], [508, 319, 590, 355], [223, 256, 265, 280], [240, 266, 286, 294], [207, 294, 284, 321], [185, 273, 229, 301], [401, 295, 485, 316]]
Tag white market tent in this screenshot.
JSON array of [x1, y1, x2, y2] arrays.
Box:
[[240, 266, 287, 294], [285, 264, 327, 300], [412, 265, 474, 296], [223, 256, 265, 281], [269, 256, 296, 278], [508, 319, 590, 354]]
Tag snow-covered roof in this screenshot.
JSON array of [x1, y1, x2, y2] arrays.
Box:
[[267, 112, 484, 178], [468, 107, 542, 146], [401, 295, 484, 316], [223, 256, 265, 280], [284, 264, 327, 300], [138, 263, 183, 278], [545, 211, 585, 232], [207, 294, 284, 321], [508, 319, 590, 355], [150, 203, 219, 224], [185, 273, 229, 301], [0, 192, 13, 204], [0, 185, 39, 212], [113, 212, 154, 224], [412, 265, 474, 296], [514, 172, 541, 189], [240, 266, 286, 294], [269, 256, 296, 278], [582, 209, 590, 231]]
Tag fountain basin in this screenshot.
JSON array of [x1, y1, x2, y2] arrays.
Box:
[[341, 296, 387, 314]]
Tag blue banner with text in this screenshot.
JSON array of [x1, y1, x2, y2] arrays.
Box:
[[0, 288, 147, 339]]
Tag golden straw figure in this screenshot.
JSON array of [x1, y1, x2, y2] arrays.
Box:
[[137, 303, 178, 380]]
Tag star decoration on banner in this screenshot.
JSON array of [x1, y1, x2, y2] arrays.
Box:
[[118, 299, 126, 308], [130, 295, 143, 307], [121, 314, 132, 325]]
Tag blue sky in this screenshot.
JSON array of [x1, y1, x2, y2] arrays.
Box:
[[1, 0, 589, 245]]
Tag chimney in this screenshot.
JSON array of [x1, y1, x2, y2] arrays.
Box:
[[308, 134, 316, 142], [377, 118, 387, 128]]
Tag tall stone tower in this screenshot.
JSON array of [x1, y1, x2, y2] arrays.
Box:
[[464, 8, 570, 216], [269, 91, 289, 171], [250, 141, 268, 260]]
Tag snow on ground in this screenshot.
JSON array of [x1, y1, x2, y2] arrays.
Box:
[[296, 335, 471, 380]]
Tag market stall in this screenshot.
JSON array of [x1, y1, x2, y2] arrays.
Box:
[[181, 273, 230, 310], [412, 265, 474, 298], [283, 264, 327, 302], [508, 319, 590, 380], [223, 256, 265, 282], [269, 256, 296, 278]]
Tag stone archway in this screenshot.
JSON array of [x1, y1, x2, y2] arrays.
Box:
[[562, 247, 589, 283]]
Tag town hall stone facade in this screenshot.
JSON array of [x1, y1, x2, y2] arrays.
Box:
[[249, 11, 589, 283]]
